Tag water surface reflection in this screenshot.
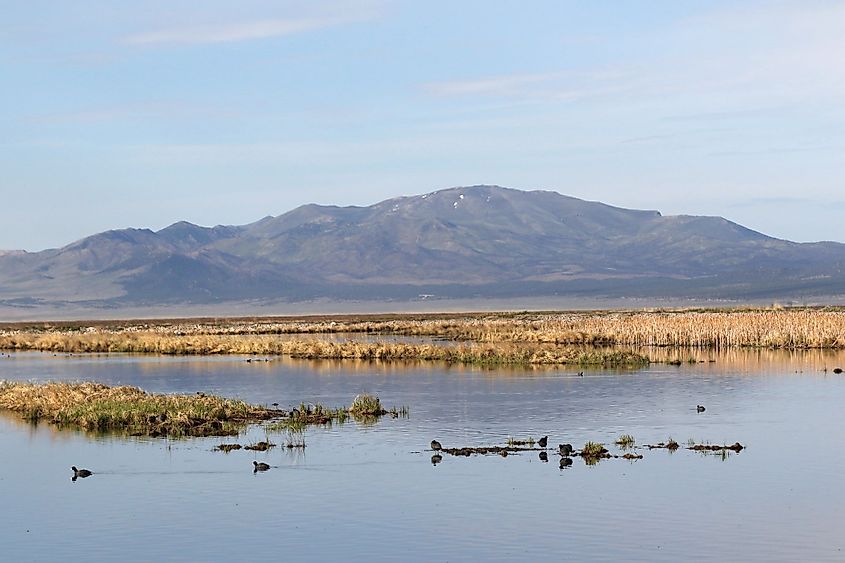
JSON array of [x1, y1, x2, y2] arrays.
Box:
[[1, 350, 844, 561]]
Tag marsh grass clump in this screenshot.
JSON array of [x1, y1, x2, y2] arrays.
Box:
[[666, 437, 680, 451], [572, 350, 650, 367], [349, 394, 386, 417], [284, 429, 306, 449], [267, 395, 405, 430], [615, 434, 635, 448], [581, 441, 608, 458], [293, 402, 348, 425], [0, 381, 278, 437]]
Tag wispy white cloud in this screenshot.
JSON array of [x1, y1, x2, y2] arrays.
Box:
[[423, 2, 845, 109], [423, 69, 633, 103], [124, 14, 371, 46]]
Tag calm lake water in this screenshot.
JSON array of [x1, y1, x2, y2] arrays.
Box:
[[2, 349, 845, 562]]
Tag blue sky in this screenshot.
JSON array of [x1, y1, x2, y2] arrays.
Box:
[[2, 0, 844, 250]]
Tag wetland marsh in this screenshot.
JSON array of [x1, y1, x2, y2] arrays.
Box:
[[2, 310, 845, 561]]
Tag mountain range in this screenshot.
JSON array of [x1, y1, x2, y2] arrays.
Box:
[[2, 185, 844, 313]]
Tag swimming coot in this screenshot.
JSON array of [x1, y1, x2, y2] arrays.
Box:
[[71, 466, 92, 481]]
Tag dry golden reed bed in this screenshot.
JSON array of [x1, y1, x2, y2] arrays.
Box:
[[2, 308, 844, 356], [0, 332, 646, 366], [363, 309, 845, 348], [0, 381, 276, 436]]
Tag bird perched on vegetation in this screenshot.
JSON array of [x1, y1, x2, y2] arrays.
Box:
[[538, 435, 548, 448], [559, 444, 573, 456], [430, 439, 442, 451], [253, 461, 270, 472], [71, 466, 92, 481], [696, 405, 706, 412]]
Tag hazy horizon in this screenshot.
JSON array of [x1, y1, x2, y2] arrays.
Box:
[[3, 1, 844, 250]]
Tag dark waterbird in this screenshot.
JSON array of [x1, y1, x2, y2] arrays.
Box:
[[431, 454, 443, 466], [538, 436, 548, 448], [253, 461, 270, 472], [71, 466, 92, 481], [833, 368, 843, 374], [697, 405, 706, 413], [559, 444, 573, 456], [430, 439, 442, 452]]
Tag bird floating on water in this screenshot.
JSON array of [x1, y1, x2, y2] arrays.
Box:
[[71, 466, 92, 481], [253, 461, 270, 472], [559, 444, 573, 456], [696, 405, 706, 413], [538, 436, 548, 448]]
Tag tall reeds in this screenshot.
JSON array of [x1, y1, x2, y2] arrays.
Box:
[[4, 308, 841, 355], [0, 332, 648, 365]]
